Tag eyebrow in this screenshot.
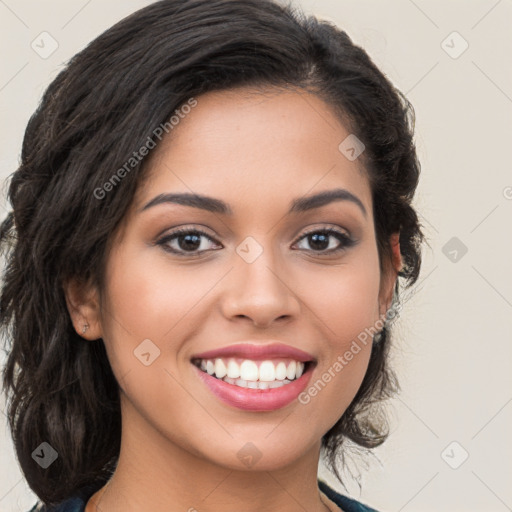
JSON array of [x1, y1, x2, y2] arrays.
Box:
[[140, 188, 367, 218]]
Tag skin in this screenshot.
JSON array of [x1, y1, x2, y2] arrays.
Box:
[[65, 86, 401, 512]]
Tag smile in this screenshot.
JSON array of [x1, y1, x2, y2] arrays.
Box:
[[192, 357, 316, 411]]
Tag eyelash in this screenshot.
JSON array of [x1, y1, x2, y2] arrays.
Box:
[[156, 226, 356, 257]]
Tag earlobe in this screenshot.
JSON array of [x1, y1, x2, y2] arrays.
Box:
[[62, 276, 103, 340]]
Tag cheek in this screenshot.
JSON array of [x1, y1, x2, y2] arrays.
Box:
[[98, 248, 192, 425], [99, 243, 224, 388], [296, 253, 380, 421], [300, 253, 381, 342], [101, 242, 199, 341], [99, 243, 167, 375]]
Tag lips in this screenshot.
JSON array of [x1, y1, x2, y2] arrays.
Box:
[[193, 360, 315, 411], [191, 341, 316, 363], [190, 342, 317, 411]]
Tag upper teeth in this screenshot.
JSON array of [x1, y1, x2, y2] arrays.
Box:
[[196, 358, 306, 381]]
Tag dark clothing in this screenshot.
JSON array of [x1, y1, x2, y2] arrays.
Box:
[[28, 478, 378, 511]]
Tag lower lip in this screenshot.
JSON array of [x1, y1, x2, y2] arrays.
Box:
[[193, 363, 315, 411]]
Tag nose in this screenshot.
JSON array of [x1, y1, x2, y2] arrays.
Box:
[[220, 248, 301, 328]]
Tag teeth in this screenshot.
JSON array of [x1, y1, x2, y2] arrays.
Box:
[[227, 359, 240, 379], [259, 361, 275, 381], [195, 357, 309, 384], [286, 361, 296, 380], [275, 362, 287, 380], [240, 360, 259, 381], [220, 376, 292, 390], [296, 362, 305, 379], [214, 358, 227, 379]]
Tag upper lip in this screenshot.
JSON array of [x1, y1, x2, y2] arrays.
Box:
[[191, 342, 316, 362]]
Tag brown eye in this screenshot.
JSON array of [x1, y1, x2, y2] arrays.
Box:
[[157, 228, 221, 256], [294, 228, 355, 254]]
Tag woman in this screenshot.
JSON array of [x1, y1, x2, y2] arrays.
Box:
[[0, 0, 424, 511]]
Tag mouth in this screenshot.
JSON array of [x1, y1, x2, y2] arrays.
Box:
[[190, 346, 317, 411]]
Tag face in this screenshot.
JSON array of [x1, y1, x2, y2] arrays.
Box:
[[70, 87, 397, 472]]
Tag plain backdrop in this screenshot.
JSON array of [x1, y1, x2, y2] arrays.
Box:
[[1, 1, 511, 511]]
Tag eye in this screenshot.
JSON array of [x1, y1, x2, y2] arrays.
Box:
[[156, 227, 221, 256], [293, 227, 355, 254]]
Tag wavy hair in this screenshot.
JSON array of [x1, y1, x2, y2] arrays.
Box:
[[0, 0, 424, 505]]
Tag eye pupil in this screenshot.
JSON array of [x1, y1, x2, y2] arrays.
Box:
[[179, 234, 201, 251], [309, 233, 329, 251]]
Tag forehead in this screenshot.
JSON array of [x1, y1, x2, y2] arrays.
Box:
[[134, 86, 371, 218]]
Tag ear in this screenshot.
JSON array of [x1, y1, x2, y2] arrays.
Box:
[[378, 232, 402, 317], [62, 276, 103, 340]]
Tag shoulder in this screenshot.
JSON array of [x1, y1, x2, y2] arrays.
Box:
[[318, 479, 380, 512]]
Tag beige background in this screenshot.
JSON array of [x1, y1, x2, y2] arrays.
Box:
[[1, 1, 511, 511]]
